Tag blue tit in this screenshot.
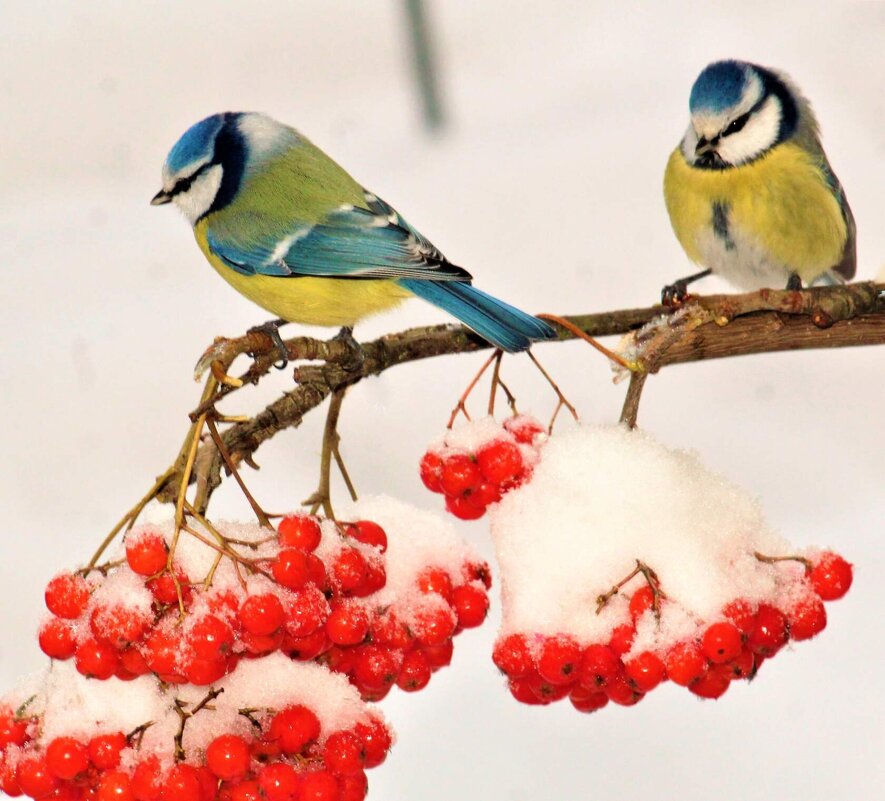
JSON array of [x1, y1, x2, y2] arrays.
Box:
[[151, 112, 556, 353], [663, 60, 855, 302]]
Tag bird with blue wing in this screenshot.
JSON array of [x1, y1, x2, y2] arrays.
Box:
[[151, 112, 556, 353], [663, 60, 855, 304]]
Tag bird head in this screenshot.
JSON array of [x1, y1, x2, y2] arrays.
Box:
[[152, 112, 297, 223], [680, 60, 799, 169]]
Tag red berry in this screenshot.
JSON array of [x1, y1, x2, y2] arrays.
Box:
[[608, 623, 635, 657], [628, 586, 655, 620], [162, 763, 202, 801], [284, 586, 329, 637], [723, 599, 756, 635], [452, 584, 489, 628], [444, 493, 486, 520], [268, 705, 321, 754], [440, 454, 482, 497], [472, 481, 503, 507], [16, 755, 59, 798], [569, 685, 609, 713], [624, 650, 666, 692], [689, 663, 732, 699], [421, 640, 454, 670], [239, 594, 285, 636], [206, 734, 251, 781], [126, 532, 168, 576], [412, 606, 456, 646], [419, 451, 445, 493], [88, 732, 126, 769], [701, 622, 743, 664], [537, 636, 581, 685], [185, 656, 228, 685], [90, 604, 149, 649], [352, 645, 400, 692], [370, 612, 412, 649], [46, 736, 90, 780], [323, 730, 365, 775], [97, 771, 135, 801], [141, 628, 182, 678], [228, 779, 261, 801], [75, 637, 119, 679], [605, 674, 644, 706], [300, 770, 340, 801], [747, 604, 788, 656], [578, 644, 622, 689], [492, 634, 533, 678], [284, 629, 330, 661], [258, 763, 300, 801], [39, 617, 77, 659], [0, 759, 20, 796], [787, 595, 827, 641], [728, 647, 756, 680], [353, 716, 390, 768], [146, 571, 191, 607], [810, 552, 853, 601], [45, 573, 90, 619], [188, 614, 235, 660], [346, 520, 387, 552], [273, 548, 314, 590], [326, 604, 370, 646], [339, 771, 368, 801], [503, 416, 545, 444], [131, 756, 163, 801], [664, 641, 708, 687], [416, 568, 454, 602], [476, 440, 523, 484], [278, 514, 323, 551], [508, 676, 547, 705], [396, 649, 432, 691], [0, 707, 29, 748], [331, 548, 369, 595]]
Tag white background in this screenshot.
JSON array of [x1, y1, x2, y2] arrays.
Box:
[[2, 2, 883, 799]]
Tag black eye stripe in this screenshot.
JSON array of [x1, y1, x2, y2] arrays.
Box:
[[170, 163, 212, 197], [723, 112, 751, 137]]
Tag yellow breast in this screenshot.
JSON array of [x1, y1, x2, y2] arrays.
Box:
[[663, 143, 847, 281], [193, 221, 411, 328]]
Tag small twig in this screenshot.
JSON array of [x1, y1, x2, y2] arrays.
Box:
[[333, 444, 359, 503], [525, 350, 579, 430], [206, 417, 273, 528], [487, 350, 504, 416], [447, 350, 499, 428], [754, 551, 812, 570], [596, 559, 664, 615], [126, 722, 154, 749], [173, 687, 223, 761], [619, 371, 648, 430], [304, 387, 348, 519], [538, 313, 637, 370]]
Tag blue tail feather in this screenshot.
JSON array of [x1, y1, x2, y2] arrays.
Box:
[[399, 279, 556, 353]]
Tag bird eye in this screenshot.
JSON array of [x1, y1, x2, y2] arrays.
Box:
[[723, 113, 750, 137]]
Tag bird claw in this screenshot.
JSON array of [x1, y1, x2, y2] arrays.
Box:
[[247, 319, 289, 370], [661, 281, 692, 308], [333, 327, 366, 372]]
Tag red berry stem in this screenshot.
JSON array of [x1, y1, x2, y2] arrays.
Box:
[[596, 559, 665, 617], [753, 551, 813, 570], [172, 687, 224, 762]]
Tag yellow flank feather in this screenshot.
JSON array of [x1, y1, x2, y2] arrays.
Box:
[[664, 143, 847, 281], [194, 221, 412, 327]]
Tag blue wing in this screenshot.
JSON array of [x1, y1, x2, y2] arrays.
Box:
[[206, 192, 471, 282]]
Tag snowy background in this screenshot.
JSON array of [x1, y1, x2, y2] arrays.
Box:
[[2, 1, 883, 798]]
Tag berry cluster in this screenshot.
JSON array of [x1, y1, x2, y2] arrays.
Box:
[[40, 508, 490, 701], [420, 416, 545, 520], [0, 656, 391, 801], [494, 551, 852, 710]]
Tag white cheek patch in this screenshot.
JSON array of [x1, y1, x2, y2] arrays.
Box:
[[173, 164, 224, 224], [717, 96, 782, 165]]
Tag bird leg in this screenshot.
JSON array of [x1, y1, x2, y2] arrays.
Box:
[[785, 272, 803, 291], [246, 318, 290, 370], [661, 269, 712, 307]]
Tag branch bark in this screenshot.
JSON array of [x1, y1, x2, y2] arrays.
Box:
[[157, 282, 885, 507]]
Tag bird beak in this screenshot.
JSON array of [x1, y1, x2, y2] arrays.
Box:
[[695, 136, 715, 157], [150, 189, 172, 206]]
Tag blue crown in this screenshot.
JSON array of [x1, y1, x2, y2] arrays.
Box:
[[165, 113, 231, 174], [689, 60, 751, 114]]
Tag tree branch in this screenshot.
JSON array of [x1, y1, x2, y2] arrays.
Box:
[[157, 282, 885, 506]]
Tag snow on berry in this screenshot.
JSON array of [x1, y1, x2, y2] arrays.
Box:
[[420, 415, 546, 519], [488, 424, 853, 710], [0, 654, 391, 800], [38, 498, 489, 700]]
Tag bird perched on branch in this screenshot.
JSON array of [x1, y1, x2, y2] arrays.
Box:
[[151, 112, 555, 353], [662, 60, 855, 304]]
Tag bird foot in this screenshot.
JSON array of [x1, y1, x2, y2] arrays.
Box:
[[661, 281, 692, 308], [332, 327, 366, 372], [785, 273, 803, 291], [247, 319, 290, 370]]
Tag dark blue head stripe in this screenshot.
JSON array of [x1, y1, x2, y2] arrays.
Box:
[[752, 65, 798, 143], [202, 113, 246, 219], [166, 114, 226, 175], [689, 60, 749, 113]]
